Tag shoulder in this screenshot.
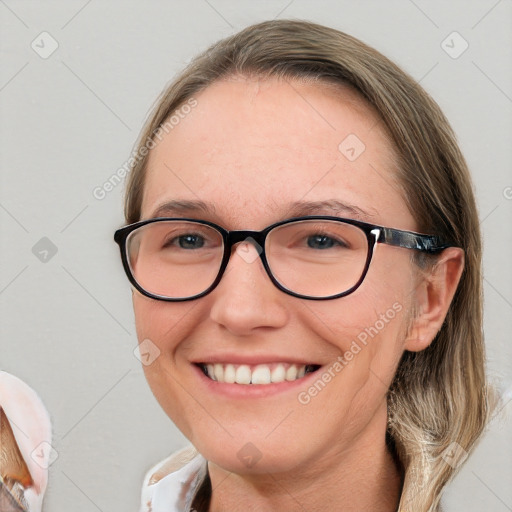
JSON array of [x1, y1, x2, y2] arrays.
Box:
[[139, 445, 207, 512]]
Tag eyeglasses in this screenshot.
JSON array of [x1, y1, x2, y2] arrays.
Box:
[[114, 216, 452, 301]]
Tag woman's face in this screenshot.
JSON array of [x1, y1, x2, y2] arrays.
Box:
[[134, 77, 420, 474]]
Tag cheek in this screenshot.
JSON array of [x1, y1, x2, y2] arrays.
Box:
[[299, 255, 414, 386], [132, 294, 197, 352], [132, 294, 202, 431], [304, 289, 409, 354], [291, 288, 410, 445]]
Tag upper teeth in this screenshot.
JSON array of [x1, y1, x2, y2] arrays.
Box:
[[204, 363, 310, 385]]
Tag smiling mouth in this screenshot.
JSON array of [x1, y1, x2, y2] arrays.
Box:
[[198, 363, 321, 385]]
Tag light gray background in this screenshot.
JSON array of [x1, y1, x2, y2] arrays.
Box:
[[1, 1, 511, 511]]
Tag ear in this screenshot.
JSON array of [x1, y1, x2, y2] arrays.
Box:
[[405, 247, 464, 352]]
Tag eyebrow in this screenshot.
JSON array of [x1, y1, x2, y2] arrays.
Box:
[[149, 200, 215, 219], [147, 199, 376, 222], [286, 200, 377, 220]]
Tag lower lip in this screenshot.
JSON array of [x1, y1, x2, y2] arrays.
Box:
[[192, 364, 323, 399]]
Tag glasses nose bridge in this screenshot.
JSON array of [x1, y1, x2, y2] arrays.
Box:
[[225, 229, 267, 253], [218, 229, 270, 287]]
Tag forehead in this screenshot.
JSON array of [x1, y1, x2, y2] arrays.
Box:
[[142, 77, 413, 229]]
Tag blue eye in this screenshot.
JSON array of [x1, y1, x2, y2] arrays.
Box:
[[162, 233, 206, 250], [177, 234, 205, 249], [307, 235, 336, 249]]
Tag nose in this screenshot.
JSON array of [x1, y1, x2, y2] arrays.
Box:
[[209, 241, 289, 336]]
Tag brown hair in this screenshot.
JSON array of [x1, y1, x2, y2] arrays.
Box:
[[124, 20, 491, 511]]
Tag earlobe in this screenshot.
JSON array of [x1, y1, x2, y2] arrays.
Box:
[[404, 247, 464, 352]]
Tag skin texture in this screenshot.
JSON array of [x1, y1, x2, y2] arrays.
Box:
[[133, 77, 464, 511]]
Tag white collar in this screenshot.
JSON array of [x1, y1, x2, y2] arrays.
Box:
[[139, 446, 207, 512]]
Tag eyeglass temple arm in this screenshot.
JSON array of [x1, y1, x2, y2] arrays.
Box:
[[377, 227, 452, 254]]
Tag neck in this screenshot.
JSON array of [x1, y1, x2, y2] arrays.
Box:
[[207, 410, 402, 512]]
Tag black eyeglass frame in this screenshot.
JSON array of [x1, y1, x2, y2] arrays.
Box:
[[114, 216, 454, 302]]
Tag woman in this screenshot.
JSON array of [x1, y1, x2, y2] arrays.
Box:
[[114, 20, 491, 512]]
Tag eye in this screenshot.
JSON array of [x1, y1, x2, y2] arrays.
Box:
[[164, 233, 206, 249], [307, 234, 345, 249]]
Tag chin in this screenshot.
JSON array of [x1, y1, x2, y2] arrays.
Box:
[[203, 442, 302, 476], [187, 421, 308, 476]]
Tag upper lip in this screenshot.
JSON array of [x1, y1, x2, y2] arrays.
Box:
[[191, 353, 322, 366]]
